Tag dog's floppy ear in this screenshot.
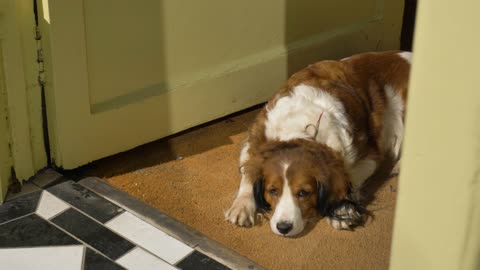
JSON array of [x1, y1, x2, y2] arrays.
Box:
[[316, 162, 349, 216], [316, 182, 329, 216], [253, 179, 271, 212]]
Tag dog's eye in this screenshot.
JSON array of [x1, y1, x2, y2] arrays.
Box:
[[269, 188, 279, 197], [297, 190, 310, 198]]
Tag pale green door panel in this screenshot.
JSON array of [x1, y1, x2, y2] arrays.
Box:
[[39, 0, 404, 169]]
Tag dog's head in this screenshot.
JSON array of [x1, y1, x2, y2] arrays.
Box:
[[249, 139, 349, 236]]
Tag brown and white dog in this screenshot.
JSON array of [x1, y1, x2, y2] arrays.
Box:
[[225, 51, 411, 236]]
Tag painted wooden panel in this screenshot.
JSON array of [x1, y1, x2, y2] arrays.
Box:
[[0, 0, 47, 202], [40, 0, 403, 168]]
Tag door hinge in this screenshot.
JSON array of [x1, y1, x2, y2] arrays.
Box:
[[35, 25, 45, 87]]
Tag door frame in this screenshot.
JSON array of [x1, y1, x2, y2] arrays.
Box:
[[390, 0, 480, 269], [0, 0, 47, 201], [0, 49, 13, 201]]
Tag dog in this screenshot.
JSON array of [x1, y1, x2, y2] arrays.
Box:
[[225, 51, 411, 236]]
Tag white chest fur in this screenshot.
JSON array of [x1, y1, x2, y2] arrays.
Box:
[[264, 84, 357, 166]]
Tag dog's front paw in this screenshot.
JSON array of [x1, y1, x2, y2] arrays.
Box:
[[328, 201, 366, 230], [225, 195, 256, 227]]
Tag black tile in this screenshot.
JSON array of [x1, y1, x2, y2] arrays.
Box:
[[31, 168, 66, 188], [48, 180, 124, 223], [0, 191, 42, 224], [84, 248, 125, 270], [177, 251, 231, 270], [0, 214, 79, 247], [51, 208, 134, 260], [39, 175, 70, 189]]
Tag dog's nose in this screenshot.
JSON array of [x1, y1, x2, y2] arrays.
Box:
[[276, 222, 293, 235]]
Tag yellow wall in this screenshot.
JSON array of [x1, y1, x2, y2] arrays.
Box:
[[390, 0, 480, 269]]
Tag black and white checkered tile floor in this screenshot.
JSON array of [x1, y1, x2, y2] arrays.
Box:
[[0, 171, 256, 270]]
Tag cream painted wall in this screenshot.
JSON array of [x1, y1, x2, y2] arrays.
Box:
[[390, 0, 480, 269]]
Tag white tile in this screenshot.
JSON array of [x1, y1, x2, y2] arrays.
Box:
[[0, 245, 84, 270], [106, 212, 193, 264], [36, 191, 70, 219], [116, 247, 178, 270]]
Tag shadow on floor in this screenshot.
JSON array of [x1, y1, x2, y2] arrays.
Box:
[[66, 105, 263, 180]]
